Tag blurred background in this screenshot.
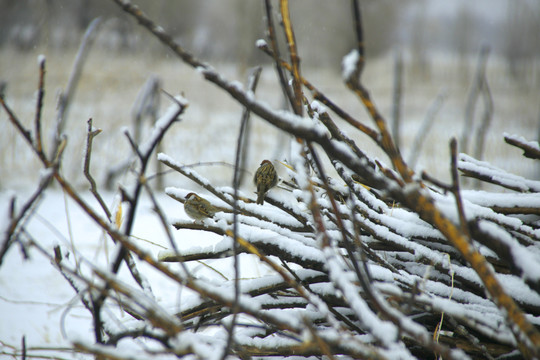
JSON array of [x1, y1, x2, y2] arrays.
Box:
[[1, 0, 539, 191], [2, 0, 539, 70]]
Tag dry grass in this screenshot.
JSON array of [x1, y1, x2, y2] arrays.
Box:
[[1, 45, 539, 192]]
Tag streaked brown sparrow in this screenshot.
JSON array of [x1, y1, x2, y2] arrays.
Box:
[[253, 159, 278, 205], [184, 192, 220, 221]]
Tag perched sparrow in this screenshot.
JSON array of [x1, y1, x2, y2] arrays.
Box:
[[184, 192, 220, 221], [253, 160, 278, 205]]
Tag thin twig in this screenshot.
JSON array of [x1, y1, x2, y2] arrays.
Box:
[[84, 118, 111, 219], [280, 0, 303, 116], [450, 138, 469, 237], [472, 71, 493, 162], [263, 0, 295, 112], [391, 49, 403, 150], [346, 1, 412, 183], [221, 66, 262, 360], [34, 55, 46, 159], [50, 17, 102, 159], [0, 155, 53, 266], [408, 89, 446, 169], [460, 45, 490, 155]]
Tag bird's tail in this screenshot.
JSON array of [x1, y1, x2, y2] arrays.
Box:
[[256, 192, 265, 205]]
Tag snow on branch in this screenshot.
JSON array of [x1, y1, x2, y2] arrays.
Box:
[[504, 133, 540, 160], [459, 153, 540, 192]]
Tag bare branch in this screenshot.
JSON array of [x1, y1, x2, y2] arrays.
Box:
[[83, 118, 111, 219], [504, 133, 540, 160]]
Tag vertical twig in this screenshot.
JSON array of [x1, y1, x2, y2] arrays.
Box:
[[350, 0, 365, 74], [408, 89, 446, 169], [21, 335, 26, 360], [263, 0, 295, 112], [346, 0, 412, 182], [34, 56, 46, 159], [473, 72, 493, 162], [460, 45, 490, 155], [279, 0, 303, 116], [84, 118, 111, 220], [94, 92, 187, 343], [221, 66, 262, 360], [391, 49, 403, 150], [132, 76, 163, 189], [50, 17, 102, 159], [449, 138, 469, 238]]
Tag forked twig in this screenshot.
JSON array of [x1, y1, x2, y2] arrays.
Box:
[[84, 118, 111, 219]]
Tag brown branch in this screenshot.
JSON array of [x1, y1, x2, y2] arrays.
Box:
[[346, 1, 412, 183], [504, 134, 540, 160], [350, 0, 365, 73], [279, 0, 303, 116]]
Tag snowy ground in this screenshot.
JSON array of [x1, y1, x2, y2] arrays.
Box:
[[1, 44, 539, 358]]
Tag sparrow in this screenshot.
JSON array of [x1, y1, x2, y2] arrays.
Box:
[[184, 192, 220, 221], [253, 160, 278, 205]]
